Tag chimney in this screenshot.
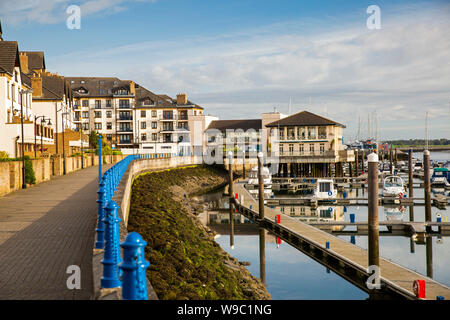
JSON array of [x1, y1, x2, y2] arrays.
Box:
[[31, 74, 42, 97], [177, 93, 187, 105], [19, 53, 29, 74], [129, 81, 135, 95]]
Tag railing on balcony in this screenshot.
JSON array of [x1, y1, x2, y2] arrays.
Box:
[[277, 150, 337, 157], [118, 128, 133, 133], [118, 116, 133, 121]]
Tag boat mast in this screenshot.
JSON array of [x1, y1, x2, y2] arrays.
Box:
[[425, 111, 429, 150]]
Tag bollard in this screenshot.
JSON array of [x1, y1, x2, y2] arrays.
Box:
[[436, 212, 442, 223], [95, 182, 106, 249], [343, 191, 347, 199], [350, 213, 355, 224], [101, 201, 122, 288], [235, 193, 238, 200], [326, 241, 330, 249], [119, 232, 150, 300], [436, 296, 444, 300], [275, 214, 280, 224], [413, 280, 426, 299], [350, 235, 356, 245]]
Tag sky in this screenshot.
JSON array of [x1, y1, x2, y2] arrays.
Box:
[[1, 0, 449, 141]]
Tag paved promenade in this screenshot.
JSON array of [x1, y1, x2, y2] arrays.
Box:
[[0, 166, 105, 299]]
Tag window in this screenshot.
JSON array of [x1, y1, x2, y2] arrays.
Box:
[[82, 100, 89, 107], [94, 111, 102, 118], [12, 84, 15, 101], [320, 143, 325, 154], [82, 123, 89, 130], [141, 133, 147, 141], [151, 110, 157, 117], [279, 144, 284, 155], [298, 127, 306, 140], [309, 144, 314, 154], [106, 134, 112, 141], [299, 144, 304, 155], [287, 127, 295, 140], [82, 111, 89, 118], [119, 100, 130, 108], [106, 100, 112, 108], [319, 182, 331, 193], [289, 144, 294, 155], [152, 133, 157, 141], [151, 122, 157, 129], [99, 80, 105, 85], [106, 111, 112, 118], [99, 89, 105, 95], [141, 110, 146, 118], [318, 127, 327, 139], [163, 110, 173, 119], [307, 127, 316, 139], [95, 100, 101, 109], [95, 123, 102, 130], [106, 122, 112, 130], [141, 122, 146, 129], [163, 122, 173, 131], [279, 128, 285, 140]]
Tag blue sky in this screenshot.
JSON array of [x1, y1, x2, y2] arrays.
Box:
[[1, 0, 449, 140]]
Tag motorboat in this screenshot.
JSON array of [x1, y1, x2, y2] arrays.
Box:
[[382, 175, 406, 198], [313, 179, 336, 200], [414, 161, 423, 172], [431, 167, 450, 188]]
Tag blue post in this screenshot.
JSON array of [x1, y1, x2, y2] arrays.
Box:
[[343, 191, 347, 199], [96, 182, 106, 249], [350, 213, 355, 224], [119, 232, 150, 300], [350, 235, 356, 245], [101, 201, 121, 288], [325, 241, 330, 249], [98, 135, 102, 184]]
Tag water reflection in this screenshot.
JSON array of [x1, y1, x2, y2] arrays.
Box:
[[195, 182, 450, 297]]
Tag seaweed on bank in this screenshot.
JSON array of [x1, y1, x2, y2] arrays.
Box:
[[127, 165, 269, 300]]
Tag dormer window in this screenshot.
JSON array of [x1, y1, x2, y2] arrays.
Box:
[[81, 80, 85, 84], [99, 89, 105, 95]]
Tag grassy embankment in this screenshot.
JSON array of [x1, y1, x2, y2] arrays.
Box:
[[127, 165, 270, 300]]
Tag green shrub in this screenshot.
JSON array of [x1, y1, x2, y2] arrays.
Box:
[[24, 158, 36, 184], [0, 151, 9, 160]]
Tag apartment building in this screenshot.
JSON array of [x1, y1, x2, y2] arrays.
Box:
[[134, 87, 210, 155], [66, 77, 136, 149], [0, 40, 54, 157]]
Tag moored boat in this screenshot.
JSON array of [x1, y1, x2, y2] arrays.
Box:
[[382, 175, 406, 198]]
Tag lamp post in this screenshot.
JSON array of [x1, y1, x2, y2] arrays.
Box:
[[34, 115, 51, 158], [62, 111, 70, 175], [19, 89, 33, 189]]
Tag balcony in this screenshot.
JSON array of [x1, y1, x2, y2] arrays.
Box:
[[179, 114, 188, 120], [117, 128, 133, 133], [118, 116, 133, 121]]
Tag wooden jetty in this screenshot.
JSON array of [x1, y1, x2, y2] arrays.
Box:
[[232, 181, 450, 300], [264, 196, 448, 207]]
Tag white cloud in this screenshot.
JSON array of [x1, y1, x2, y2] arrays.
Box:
[[0, 0, 156, 24]]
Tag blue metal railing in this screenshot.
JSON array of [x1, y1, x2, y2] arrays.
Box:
[[95, 136, 188, 300]]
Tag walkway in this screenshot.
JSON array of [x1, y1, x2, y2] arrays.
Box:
[[0, 165, 105, 299]]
